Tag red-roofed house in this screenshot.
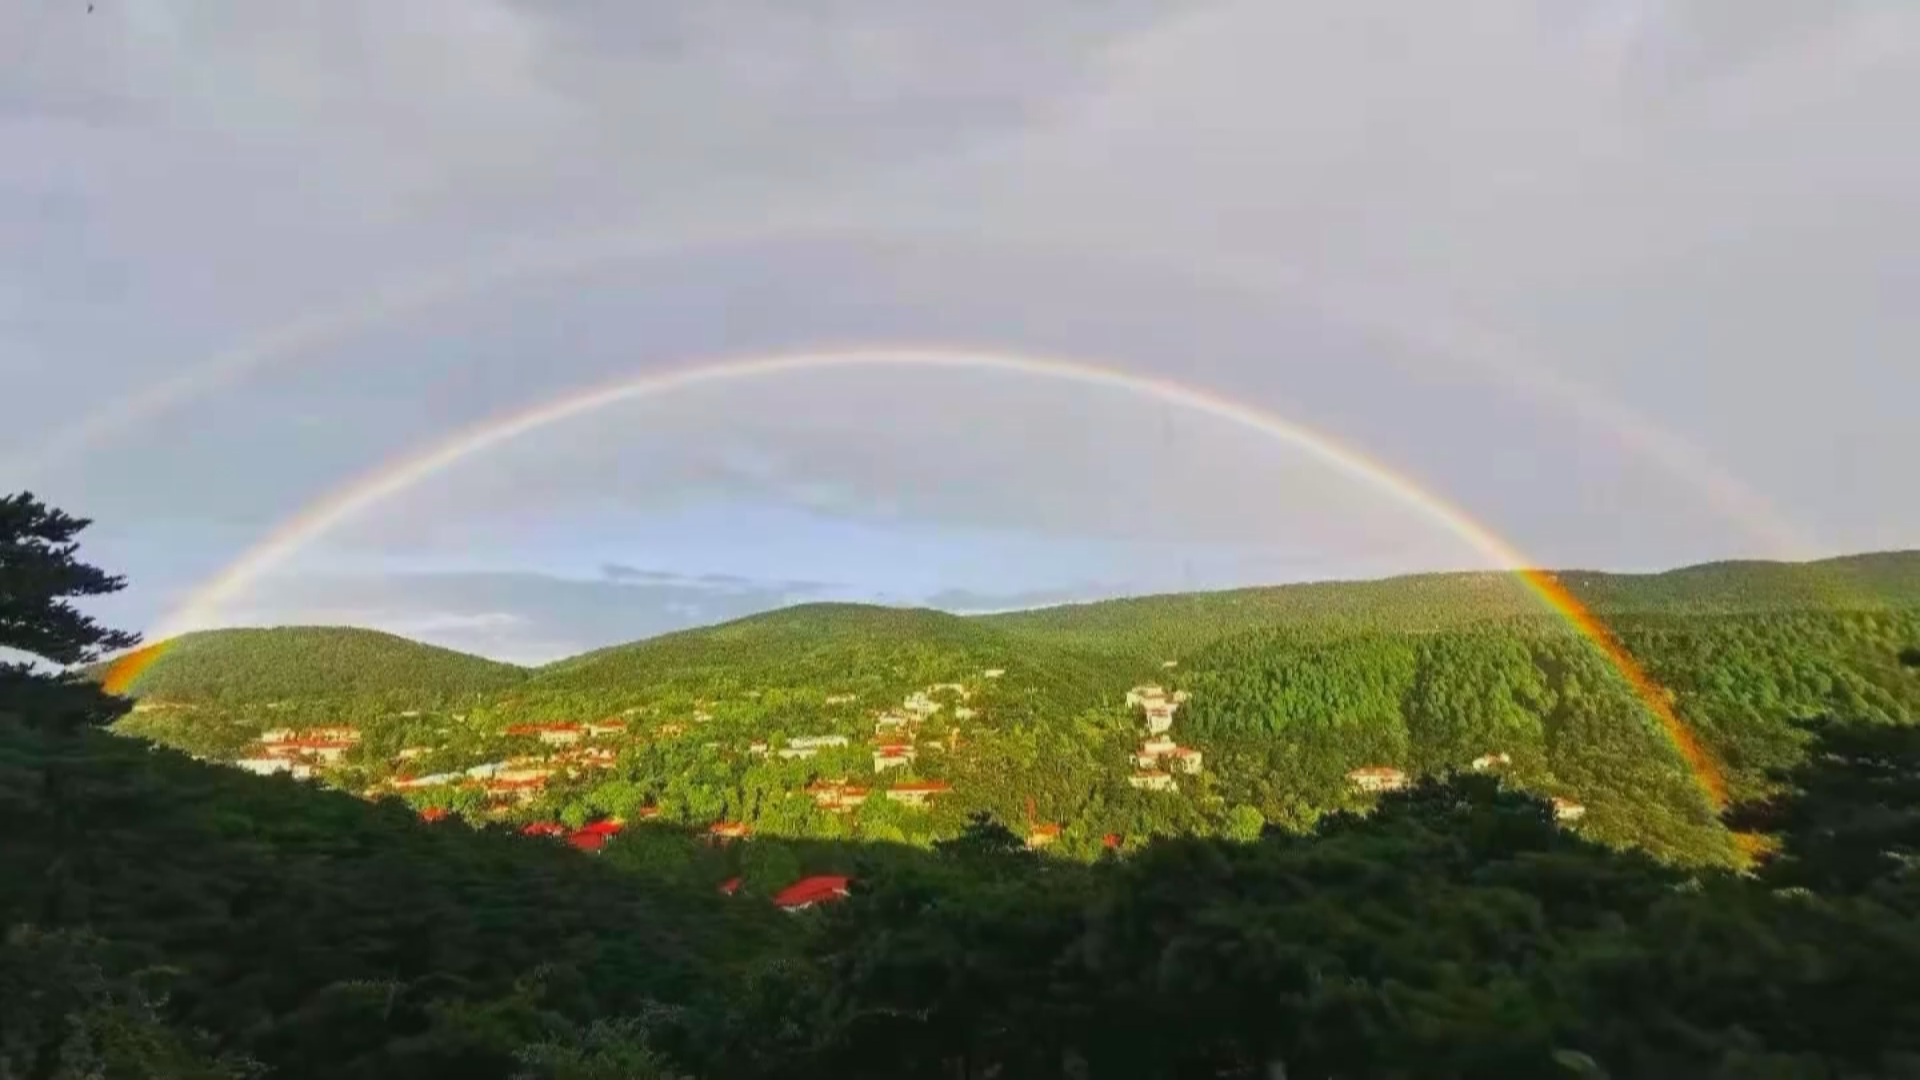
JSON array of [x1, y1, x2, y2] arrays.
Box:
[[576, 818, 625, 836], [709, 821, 753, 842], [885, 780, 952, 807], [585, 719, 628, 738], [419, 806, 450, 822], [718, 876, 742, 896], [772, 875, 851, 911], [636, 804, 661, 819], [1027, 822, 1062, 849], [565, 830, 609, 853], [806, 782, 870, 812], [1102, 832, 1123, 849], [522, 820, 567, 837], [506, 722, 584, 746]]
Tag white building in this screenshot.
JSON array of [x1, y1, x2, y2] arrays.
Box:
[[788, 735, 850, 750], [1471, 753, 1512, 772], [1128, 771, 1178, 792], [1552, 797, 1587, 822]]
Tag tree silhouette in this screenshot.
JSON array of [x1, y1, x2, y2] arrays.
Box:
[[0, 491, 140, 728]]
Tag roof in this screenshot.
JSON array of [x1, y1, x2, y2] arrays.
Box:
[[419, 806, 450, 822], [710, 821, 752, 836], [576, 818, 625, 836], [521, 821, 567, 836], [1030, 822, 1062, 837], [565, 830, 609, 852], [889, 780, 953, 793], [718, 876, 742, 896], [772, 875, 852, 908]]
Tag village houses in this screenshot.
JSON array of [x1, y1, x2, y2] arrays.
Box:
[[1348, 766, 1410, 794], [1471, 752, 1512, 771], [235, 757, 313, 780]]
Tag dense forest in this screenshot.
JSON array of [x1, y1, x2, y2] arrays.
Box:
[[8, 491, 1920, 1076]]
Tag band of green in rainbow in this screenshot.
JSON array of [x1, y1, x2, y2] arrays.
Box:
[[106, 345, 1729, 808]]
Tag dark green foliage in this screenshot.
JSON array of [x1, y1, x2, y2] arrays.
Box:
[[0, 720, 789, 1080], [1730, 717, 1920, 914], [110, 626, 528, 704], [754, 768, 1920, 1079], [0, 492, 138, 730]]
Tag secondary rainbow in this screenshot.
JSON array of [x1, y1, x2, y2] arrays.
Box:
[[10, 220, 1806, 563], [105, 345, 1728, 807]]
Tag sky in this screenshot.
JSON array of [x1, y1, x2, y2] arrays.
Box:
[[3, 0, 1918, 663]]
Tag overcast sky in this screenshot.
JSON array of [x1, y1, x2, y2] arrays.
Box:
[[4, 0, 1917, 663]]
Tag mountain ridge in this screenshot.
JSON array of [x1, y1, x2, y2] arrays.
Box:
[[108, 549, 1920, 700]]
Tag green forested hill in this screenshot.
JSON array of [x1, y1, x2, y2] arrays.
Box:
[[979, 550, 1920, 661], [108, 626, 529, 703], [530, 602, 1132, 715]]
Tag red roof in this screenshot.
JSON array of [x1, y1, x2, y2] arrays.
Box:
[[636, 805, 660, 818], [718, 876, 743, 896], [506, 722, 583, 735], [1102, 832, 1122, 848], [565, 830, 609, 852], [710, 821, 752, 837], [521, 820, 567, 836], [420, 806, 450, 822], [772, 875, 852, 909], [576, 818, 625, 836]]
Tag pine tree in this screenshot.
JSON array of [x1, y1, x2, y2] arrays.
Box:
[[0, 491, 140, 727]]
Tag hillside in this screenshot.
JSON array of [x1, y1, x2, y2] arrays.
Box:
[[106, 626, 529, 703], [530, 601, 1132, 714], [979, 549, 1920, 661]]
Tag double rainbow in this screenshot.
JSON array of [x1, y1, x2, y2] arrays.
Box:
[[105, 345, 1727, 808]]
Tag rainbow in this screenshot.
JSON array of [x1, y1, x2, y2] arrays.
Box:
[[105, 345, 1728, 807], [7, 220, 1806, 562]]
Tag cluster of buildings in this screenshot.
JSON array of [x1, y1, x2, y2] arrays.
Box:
[[1124, 685, 1202, 792], [1344, 753, 1585, 822], [233, 726, 363, 779]]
